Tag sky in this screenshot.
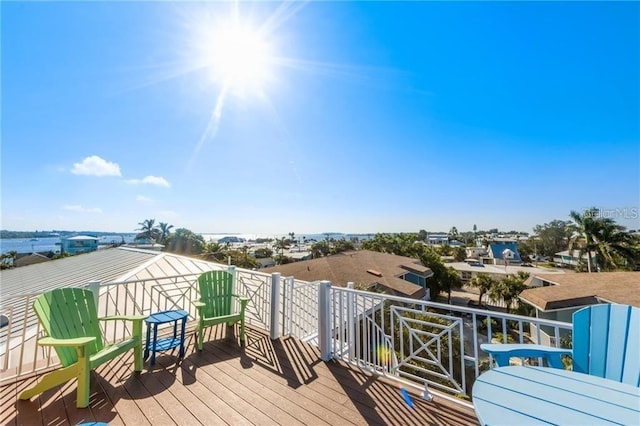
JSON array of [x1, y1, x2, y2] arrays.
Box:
[[2, 1, 639, 236]]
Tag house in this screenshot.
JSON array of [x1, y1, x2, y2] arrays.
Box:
[[426, 234, 449, 246], [450, 261, 564, 284], [553, 250, 597, 269], [486, 241, 521, 265], [262, 250, 433, 299], [518, 272, 640, 344], [465, 247, 487, 259], [60, 235, 99, 255]]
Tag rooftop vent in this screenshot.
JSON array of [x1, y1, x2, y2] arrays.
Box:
[[366, 269, 383, 277]]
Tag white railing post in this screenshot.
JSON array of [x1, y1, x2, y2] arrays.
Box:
[[270, 273, 281, 340], [88, 281, 101, 313], [347, 282, 355, 361], [227, 265, 237, 293], [318, 280, 332, 361]]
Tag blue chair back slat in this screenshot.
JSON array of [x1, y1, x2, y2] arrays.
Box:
[[572, 304, 640, 387], [571, 307, 591, 375], [586, 304, 610, 378], [606, 305, 630, 382], [621, 307, 640, 387]]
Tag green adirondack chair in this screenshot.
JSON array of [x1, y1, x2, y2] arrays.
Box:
[[194, 270, 249, 351], [19, 288, 146, 408]]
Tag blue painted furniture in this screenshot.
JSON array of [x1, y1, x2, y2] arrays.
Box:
[[144, 310, 188, 366], [473, 366, 640, 425], [481, 304, 640, 387]]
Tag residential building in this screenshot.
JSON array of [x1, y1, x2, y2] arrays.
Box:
[[519, 271, 640, 344], [553, 250, 597, 269], [486, 241, 521, 265], [263, 250, 433, 299], [60, 235, 99, 255]]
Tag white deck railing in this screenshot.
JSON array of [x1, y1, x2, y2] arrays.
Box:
[[0, 268, 572, 399]]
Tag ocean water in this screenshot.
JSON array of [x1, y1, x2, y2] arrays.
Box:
[[1, 233, 374, 255], [200, 233, 374, 243]]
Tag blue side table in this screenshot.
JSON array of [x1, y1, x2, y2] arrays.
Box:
[[144, 309, 188, 366]]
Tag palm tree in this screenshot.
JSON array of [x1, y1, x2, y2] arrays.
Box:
[[569, 208, 638, 272], [157, 222, 174, 245], [488, 277, 526, 314], [136, 219, 157, 242], [469, 273, 496, 305], [201, 242, 227, 262], [273, 237, 288, 262]]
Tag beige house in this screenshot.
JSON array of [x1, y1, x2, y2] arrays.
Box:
[[519, 272, 640, 344], [263, 250, 433, 299]]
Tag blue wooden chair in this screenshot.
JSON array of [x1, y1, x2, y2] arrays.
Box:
[[481, 304, 640, 387]]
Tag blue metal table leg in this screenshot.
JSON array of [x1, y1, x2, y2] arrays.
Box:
[[179, 317, 186, 357], [151, 324, 158, 366]]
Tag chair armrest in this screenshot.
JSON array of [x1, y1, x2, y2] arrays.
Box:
[[38, 336, 96, 347], [99, 315, 147, 322], [194, 301, 206, 308], [481, 343, 571, 368]]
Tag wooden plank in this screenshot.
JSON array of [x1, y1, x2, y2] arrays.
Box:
[[1, 326, 478, 426], [195, 337, 317, 426], [156, 351, 253, 425], [212, 337, 365, 425], [0, 382, 18, 426], [14, 376, 43, 426], [136, 358, 201, 425], [93, 355, 151, 426], [152, 355, 219, 425]]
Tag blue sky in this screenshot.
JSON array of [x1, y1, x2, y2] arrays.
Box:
[[2, 1, 638, 235]]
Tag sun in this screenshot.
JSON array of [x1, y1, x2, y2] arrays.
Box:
[[204, 22, 273, 96]]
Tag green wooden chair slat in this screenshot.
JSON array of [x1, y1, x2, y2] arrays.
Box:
[[195, 270, 249, 351], [19, 288, 146, 408]]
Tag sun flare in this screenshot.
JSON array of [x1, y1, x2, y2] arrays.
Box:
[[204, 23, 273, 95]]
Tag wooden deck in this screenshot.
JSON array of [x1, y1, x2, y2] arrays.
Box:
[[1, 325, 478, 425]]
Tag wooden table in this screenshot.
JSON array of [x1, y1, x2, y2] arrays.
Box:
[[472, 366, 640, 425]]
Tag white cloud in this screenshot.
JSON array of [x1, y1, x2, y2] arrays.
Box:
[[63, 205, 103, 213], [71, 155, 121, 177], [136, 195, 153, 202], [126, 175, 171, 188]]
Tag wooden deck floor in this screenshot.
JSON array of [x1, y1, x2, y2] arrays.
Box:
[[1, 325, 478, 425]]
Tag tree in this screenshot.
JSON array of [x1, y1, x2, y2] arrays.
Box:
[[254, 248, 273, 258], [448, 226, 459, 241], [1, 250, 18, 269], [273, 237, 288, 260], [165, 228, 205, 255], [533, 220, 572, 257], [469, 273, 496, 305], [453, 246, 467, 262], [488, 272, 528, 313], [227, 247, 258, 269], [157, 222, 174, 245], [360, 233, 421, 257], [418, 229, 428, 241], [201, 242, 227, 262], [136, 219, 159, 242], [569, 208, 639, 272]]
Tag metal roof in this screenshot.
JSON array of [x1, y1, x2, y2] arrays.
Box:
[[0, 247, 158, 298], [0, 247, 224, 353]]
